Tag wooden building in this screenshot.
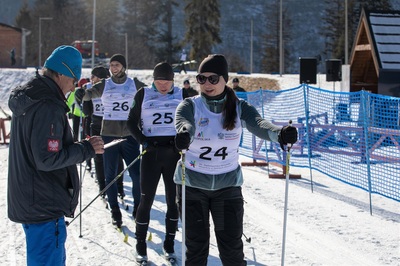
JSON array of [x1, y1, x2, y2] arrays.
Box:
[[350, 9, 400, 97], [0, 23, 30, 68]]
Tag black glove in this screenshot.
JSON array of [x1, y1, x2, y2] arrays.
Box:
[[75, 88, 85, 104], [175, 131, 190, 150], [278, 125, 298, 150]]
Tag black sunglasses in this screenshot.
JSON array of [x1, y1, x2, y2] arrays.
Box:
[[196, 74, 220, 85]]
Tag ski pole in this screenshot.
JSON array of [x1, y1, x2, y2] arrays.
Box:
[[181, 149, 186, 266], [66, 149, 147, 227], [78, 103, 84, 237], [242, 233, 251, 243], [281, 120, 293, 266]]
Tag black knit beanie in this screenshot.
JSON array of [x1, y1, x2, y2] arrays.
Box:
[[110, 54, 126, 69], [153, 62, 174, 81], [91, 66, 110, 79], [198, 54, 228, 82]]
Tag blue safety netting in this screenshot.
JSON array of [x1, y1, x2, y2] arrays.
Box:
[[237, 85, 400, 202]]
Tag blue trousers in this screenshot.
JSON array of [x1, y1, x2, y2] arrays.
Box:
[[23, 217, 66, 266], [102, 135, 141, 209]]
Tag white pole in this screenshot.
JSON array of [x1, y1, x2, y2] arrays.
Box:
[[125, 33, 128, 71], [281, 120, 293, 266], [22, 28, 31, 66], [91, 0, 96, 69], [345, 0, 348, 64], [181, 150, 186, 266], [250, 19, 253, 74], [38, 19, 40, 67], [38, 17, 52, 67], [279, 0, 283, 76]]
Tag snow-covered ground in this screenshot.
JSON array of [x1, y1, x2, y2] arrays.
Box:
[[0, 68, 399, 266]]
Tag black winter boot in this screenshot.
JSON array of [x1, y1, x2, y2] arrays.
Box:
[[135, 239, 147, 263], [163, 239, 175, 254]]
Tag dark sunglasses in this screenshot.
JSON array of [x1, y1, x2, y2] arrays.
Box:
[[196, 74, 220, 85]]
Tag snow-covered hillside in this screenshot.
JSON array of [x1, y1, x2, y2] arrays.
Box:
[[0, 68, 399, 266]]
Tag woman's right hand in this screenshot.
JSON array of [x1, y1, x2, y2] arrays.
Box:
[[175, 131, 190, 150]]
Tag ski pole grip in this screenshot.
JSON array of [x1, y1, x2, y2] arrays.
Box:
[[287, 120, 293, 150]]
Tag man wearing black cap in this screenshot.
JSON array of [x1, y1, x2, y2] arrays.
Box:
[[84, 66, 127, 199], [232, 77, 246, 92], [127, 62, 188, 264], [173, 54, 298, 265], [183, 79, 198, 97], [75, 54, 142, 227]]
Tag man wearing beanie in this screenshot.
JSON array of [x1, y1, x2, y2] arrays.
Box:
[[183, 79, 198, 97], [75, 54, 142, 227], [174, 54, 298, 265], [7, 45, 104, 265], [232, 77, 246, 92], [127, 61, 189, 264], [109, 54, 126, 77], [81, 66, 126, 201]]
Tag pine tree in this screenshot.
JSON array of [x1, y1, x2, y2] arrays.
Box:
[[184, 0, 222, 62], [323, 0, 392, 62], [16, 0, 90, 66], [86, 0, 121, 62], [15, 2, 32, 29], [122, 0, 162, 68], [261, 0, 292, 74], [154, 0, 181, 64]]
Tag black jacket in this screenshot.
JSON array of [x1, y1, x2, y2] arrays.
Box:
[[8, 73, 95, 224]]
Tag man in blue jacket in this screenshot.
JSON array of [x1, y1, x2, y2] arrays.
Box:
[[7, 45, 104, 266]]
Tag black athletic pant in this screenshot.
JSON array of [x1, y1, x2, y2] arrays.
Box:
[[177, 186, 246, 266], [135, 144, 180, 245]]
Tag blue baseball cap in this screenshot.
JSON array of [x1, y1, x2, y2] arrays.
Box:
[[44, 45, 82, 80]]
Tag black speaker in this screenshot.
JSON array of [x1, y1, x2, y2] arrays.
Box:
[[326, 59, 342, 82], [299, 57, 317, 84]]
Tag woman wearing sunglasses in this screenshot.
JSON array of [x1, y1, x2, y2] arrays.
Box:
[[174, 54, 298, 265]]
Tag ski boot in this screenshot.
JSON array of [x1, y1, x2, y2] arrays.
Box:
[[163, 239, 177, 264], [111, 206, 122, 228], [135, 239, 148, 265]]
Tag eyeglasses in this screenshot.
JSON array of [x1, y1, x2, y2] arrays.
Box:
[[196, 74, 220, 85]]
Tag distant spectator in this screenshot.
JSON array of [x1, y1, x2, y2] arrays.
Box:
[[10, 48, 16, 66], [179, 49, 187, 74], [232, 77, 246, 92], [182, 79, 198, 97]]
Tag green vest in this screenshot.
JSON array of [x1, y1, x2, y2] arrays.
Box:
[[66, 91, 85, 117]]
